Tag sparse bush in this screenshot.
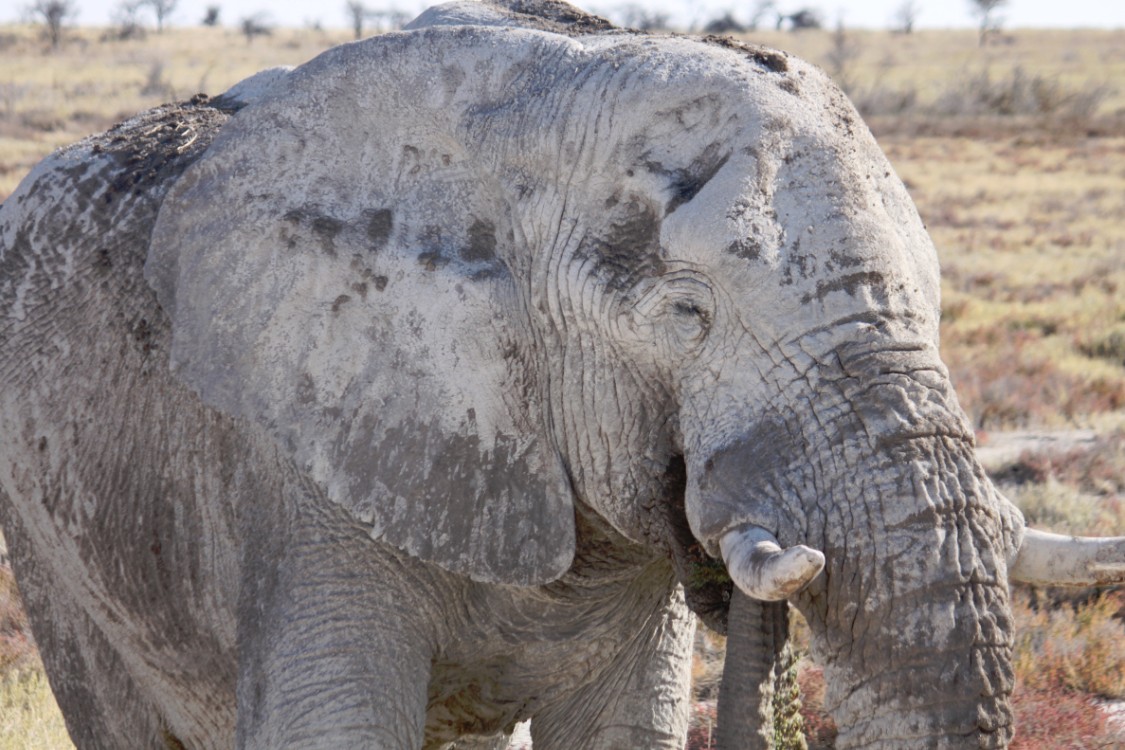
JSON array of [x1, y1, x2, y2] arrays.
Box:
[[344, 0, 368, 39], [239, 13, 272, 42], [748, 0, 776, 31], [0, 566, 33, 673], [934, 67, 1111, 120], [702, 13, 744, 35], [851, 83, 919, 117], [202, 5, 220, 26], [1081, 327, 1125, 367]]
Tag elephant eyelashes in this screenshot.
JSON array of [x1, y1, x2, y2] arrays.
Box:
[[672, 300, 707, 320], [670, 300, 711, 342]]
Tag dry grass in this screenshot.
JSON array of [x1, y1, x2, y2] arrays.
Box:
[[737, 28, 1125, 135], [0, 23, 351, 199], [0, 565, 73, 750], [1012, 590, 1125, 700], [882, 135, 1125, 430], [0, 669, 73, 750]]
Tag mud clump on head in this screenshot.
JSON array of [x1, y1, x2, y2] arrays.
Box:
[[700, 35, 789, 74], [489, 0, 614, 34]]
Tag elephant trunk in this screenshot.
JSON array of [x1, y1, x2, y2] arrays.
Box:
[[828, 439, 1019, 749], [687, 357, 1020, 747], [714, 593, 790, 750]]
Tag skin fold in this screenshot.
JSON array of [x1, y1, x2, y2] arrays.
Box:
[[1, 2, 1123, 748]]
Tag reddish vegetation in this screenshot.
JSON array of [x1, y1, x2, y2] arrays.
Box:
[[684, 657, 1125, 748], [796, 666, 838, 749], [1009, 685, 1115, 749], [684, 703, 717, 750], [0, 564, 37, 673], [943, 328, 1125, 429]]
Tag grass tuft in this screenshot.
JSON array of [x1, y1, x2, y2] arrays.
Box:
[[0, 668, 73, 750], [0, 565, 73, 750]]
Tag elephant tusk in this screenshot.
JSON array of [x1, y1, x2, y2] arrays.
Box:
[[1010, 528, 1125, 587], [719, 525, 826, 601]]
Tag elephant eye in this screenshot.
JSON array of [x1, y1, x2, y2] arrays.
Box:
[[667, 297, 711, 344], [631, 271, 715, 350]]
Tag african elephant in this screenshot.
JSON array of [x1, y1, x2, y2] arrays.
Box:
[[1, 1, 1123, 748]]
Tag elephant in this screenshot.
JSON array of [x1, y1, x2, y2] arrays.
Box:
[[2, 1, 1123, 748]]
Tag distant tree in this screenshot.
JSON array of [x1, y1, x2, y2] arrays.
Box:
[[703, 12, 744, 34], [106, 0, 147, 40], [969, 0, 1008, 46], [748, 0, 775, 30], [202, 5, 220, 26], [345, 0, 368, 39], [141, 0, 177, 31], [27, 0, 77, 49], [366, 8, 410, 32], [780, 8, 822, 31], [892, 0, 920, 34], [240, 12, 272, 42], [618, 3, 670, 31]]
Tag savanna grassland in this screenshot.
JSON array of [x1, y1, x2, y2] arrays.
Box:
[[2, 19, 1125, 749]]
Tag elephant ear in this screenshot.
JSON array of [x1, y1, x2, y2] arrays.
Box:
[[146, 28, 576, 585]]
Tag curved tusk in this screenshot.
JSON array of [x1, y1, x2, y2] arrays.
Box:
[[719, 525, 826, 601], [1010, 528, 1125, 587]]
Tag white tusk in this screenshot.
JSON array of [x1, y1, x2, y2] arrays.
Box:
[[1010, 528, 1125, 587], [719, 524, 826, 601]]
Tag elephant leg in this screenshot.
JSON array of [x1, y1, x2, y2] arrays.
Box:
[[236, 483, 437, 749], [1, 518, 172, 749], [529, 588, 695, 750]]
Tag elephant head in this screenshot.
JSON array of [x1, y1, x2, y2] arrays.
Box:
[[145, 10, 1125, 747]]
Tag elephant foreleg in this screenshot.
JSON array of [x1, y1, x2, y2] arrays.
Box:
[[529, 584, 695, 750], [236, 483, 437, 749]]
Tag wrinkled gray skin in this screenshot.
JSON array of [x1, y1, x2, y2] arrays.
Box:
[[0, 2, 1057, 748]]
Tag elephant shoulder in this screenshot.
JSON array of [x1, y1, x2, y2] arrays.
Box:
[[0, 98, 233, 300]]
